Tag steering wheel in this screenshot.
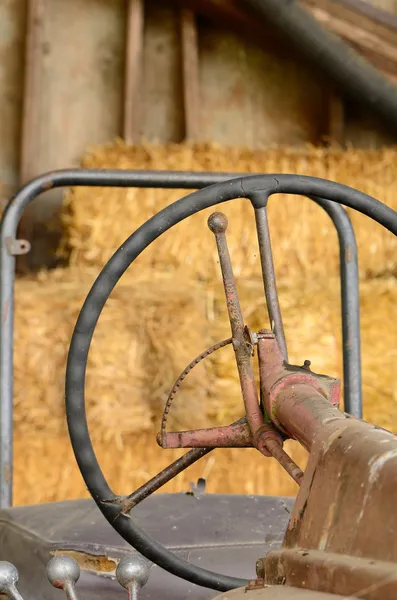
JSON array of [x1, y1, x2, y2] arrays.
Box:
[[65, 174, 397, 592]]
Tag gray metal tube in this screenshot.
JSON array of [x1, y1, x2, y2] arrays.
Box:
[[312, 197, 362, 418]]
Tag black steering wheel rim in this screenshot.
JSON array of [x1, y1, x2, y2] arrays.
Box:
[[65, 174, 397, 592]]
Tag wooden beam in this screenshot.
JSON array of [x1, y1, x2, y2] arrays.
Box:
[[123, 0, 144, 145], [20, 0, 45, 185], [180, 9, 200, 140], [18, 0, 46, 272]]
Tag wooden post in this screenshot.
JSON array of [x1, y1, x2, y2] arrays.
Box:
[[123, 0, 144, 145], [18, 0, 46, 271], [180, 8, 200, 141], [20, 0, 45, 185]]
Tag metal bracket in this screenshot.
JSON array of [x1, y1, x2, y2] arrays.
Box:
[[5, 237, 31, 256]]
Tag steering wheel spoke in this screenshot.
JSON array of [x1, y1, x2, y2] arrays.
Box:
[[102, 447, 213, 515]]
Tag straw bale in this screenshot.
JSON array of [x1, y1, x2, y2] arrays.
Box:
[[60, 142, 397, 282], [12, 260, 397, 504], [13, 431, 307, 506], [14, 264, 397, 440]]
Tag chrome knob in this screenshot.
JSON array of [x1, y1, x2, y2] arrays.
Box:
[[47, 555, 81, 599], [0, 562, 24, 600], [116, 555, 150, 599]]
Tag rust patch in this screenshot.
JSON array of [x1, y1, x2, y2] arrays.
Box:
[[52, 550, 117, 574], [41, 180, 54, 191], [345, 246, 352, 263], [2, 299, 9, 324]]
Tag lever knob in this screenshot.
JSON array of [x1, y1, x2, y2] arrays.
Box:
[[208, 212, 228, 234], [116, 555, 150, 599], [47, 556, 80, 599], [0, 562, 24, 599]]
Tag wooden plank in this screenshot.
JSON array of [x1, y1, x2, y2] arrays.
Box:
[[20, 0, 45, 185], [123, 0, 144, 144], [180, 8, 200, 140], [140, 1, 183, 142], [17, 0, 126, 270], [0, 0, 26, 192], [18, 0, 45, 271]]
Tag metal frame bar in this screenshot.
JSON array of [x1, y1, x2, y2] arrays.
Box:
[[0, 169, 362, 508]]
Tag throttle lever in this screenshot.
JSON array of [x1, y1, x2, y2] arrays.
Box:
[[207, 212, 264, 435]]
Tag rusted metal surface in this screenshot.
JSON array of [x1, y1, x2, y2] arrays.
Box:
[[103, 447, 212, 515], [257, 333, 341, 441], [213, 585, 348, 599], [251, 358, 397, 599], [160, 419, 252, 449], [207, 212, 264, 436], [265, 548, 397, 600]]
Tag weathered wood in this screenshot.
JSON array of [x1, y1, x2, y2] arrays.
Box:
[[0, 0, 25, 193], [180, 9, 200, 140], [123, 0, 144, 144], [17, 0, 126, 270], [140, 2, 184, 142], [20, 0, 45, 185]]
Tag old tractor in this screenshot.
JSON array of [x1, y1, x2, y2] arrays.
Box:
[[0, 170, 396, 600]]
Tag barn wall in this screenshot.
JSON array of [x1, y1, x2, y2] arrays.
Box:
[[1, 0, 397, 268]]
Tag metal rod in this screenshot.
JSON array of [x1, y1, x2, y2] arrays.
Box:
[[207, 212, 264, 435], [311, 196, 362, 418], [254, 206, 288, 360], [264, 438, 304, 485], [107, 447, 212, 515], [160, 420, 252, 449], [0, 169, 362, 508]]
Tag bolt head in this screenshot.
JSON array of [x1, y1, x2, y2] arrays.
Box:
[[46, 556, 80, 589], [0, 562, 19, 593], [116, 556, 150, 589], [207, 212, 228, 234]]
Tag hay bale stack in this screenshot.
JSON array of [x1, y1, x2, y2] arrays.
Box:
[[15, 266, 343, 440], [13, 263, 397, 505], [12, 142, 397, 505], [60, 142, 397, 281], [13, 433, 307, 506]]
